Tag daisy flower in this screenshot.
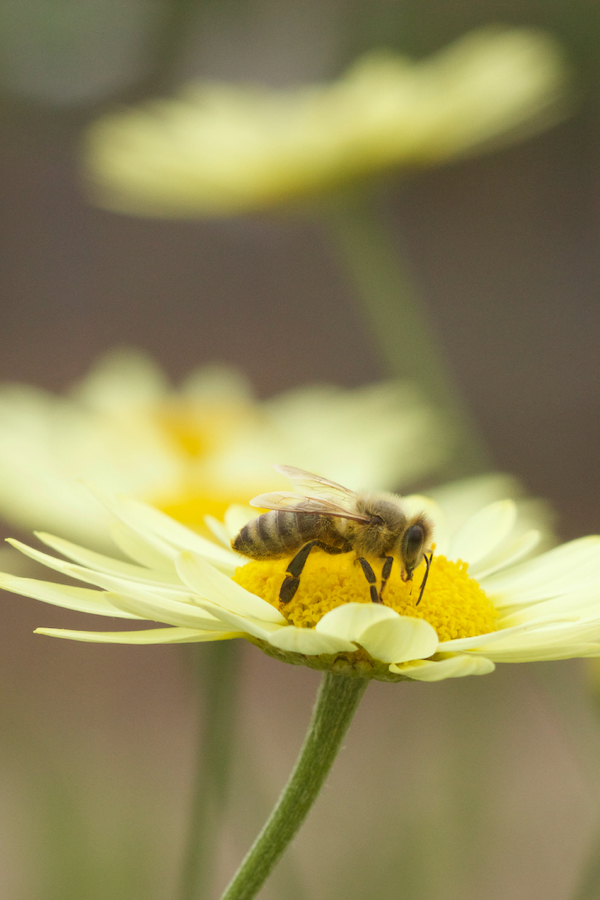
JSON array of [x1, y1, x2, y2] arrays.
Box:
[[83, 27, 568, 217], [0, 349, 444, 549], [0, 470, 592, 684]]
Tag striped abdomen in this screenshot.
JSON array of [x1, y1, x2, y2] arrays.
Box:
[[232, 511, 332, 559]]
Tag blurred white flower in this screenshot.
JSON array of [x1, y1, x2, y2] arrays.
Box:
[[0, 349, 446, 549], [84, 27, 569, 217], [0, 473, 590, 683]]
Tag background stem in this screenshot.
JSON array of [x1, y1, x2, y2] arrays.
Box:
[[322, 191, 493, 480], [179, 640, 240, 900], [218, 672, 369, 900]]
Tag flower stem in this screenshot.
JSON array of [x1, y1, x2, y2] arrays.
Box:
[[218, 672, 369, 900], [179, 640, 240, 900], [322, 191, 493, 480], [572, 835, 600, 900]]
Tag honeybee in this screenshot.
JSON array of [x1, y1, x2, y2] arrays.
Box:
[[232, 465, 433, 605]]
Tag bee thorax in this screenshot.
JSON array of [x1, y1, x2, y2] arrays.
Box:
[[353, 495, 408, 557]]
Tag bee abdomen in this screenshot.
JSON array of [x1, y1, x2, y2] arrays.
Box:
[[232, 511, 325, 559]]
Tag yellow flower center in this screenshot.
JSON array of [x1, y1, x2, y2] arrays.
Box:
[[233, 549, 498, 641]]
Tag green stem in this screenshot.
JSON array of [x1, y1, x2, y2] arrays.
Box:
[[141, 0, 201, 95], [218, 672, 369, 900], [322, 191, 493, 480], [179, 640, 240, 900], [572, 833, 600, 900]]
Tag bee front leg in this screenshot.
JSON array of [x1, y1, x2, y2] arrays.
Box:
[[280, 540, 348, 604], [356, 557, 380, 604], [415, 551, 433, 606], [379, 556, 393, 602]]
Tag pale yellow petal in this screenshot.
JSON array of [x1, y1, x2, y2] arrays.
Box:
[[483, 535, 600, 602], [176, 551, 286, 624], [469, 529, 541, 579], [449, 500, 516, 565], [97, 490, 238, 568], [105, 590, 229, 631], [8, 539, 195, 600], [394, 655, 495, 680], [267, 625, 356, 656], [34, 530, 182, 585], [0, 573, 138, 618], [34, 626, 242, 644], [109, 520, 177, 573], [192, 597, 287, 641], [203, 514, 231, 548], [359, 615, 439, 663], [316, 602, 438, 664], [315, 602, 400, 641]]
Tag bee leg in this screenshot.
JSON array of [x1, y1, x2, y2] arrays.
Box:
[[379, 556, 393, 601], [356, 557, 380, 603], [416, 552, 433, 606], [280, 540, 348, 603]]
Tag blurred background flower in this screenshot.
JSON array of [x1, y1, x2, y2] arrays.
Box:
[[83, 27, 568, 217], [0, 347, 446, 549]]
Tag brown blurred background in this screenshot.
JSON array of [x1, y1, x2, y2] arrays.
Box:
[[0, 0, 599, 898]]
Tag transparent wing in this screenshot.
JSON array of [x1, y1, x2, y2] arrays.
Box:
[[273, 465, 357, 505], [250, 491, 371, 523]]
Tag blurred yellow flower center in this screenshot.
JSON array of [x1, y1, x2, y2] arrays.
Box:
[[234, 550, 498, 641], [148, 401, 260, 529], [153, 400, 251, 458]]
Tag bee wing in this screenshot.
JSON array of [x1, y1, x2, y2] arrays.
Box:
[[273, 465, 357, 505], [250, 491, 371, 523]]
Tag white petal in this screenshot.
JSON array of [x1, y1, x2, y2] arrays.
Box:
[[204, 515, 231, 548], [470, 621, 600, 661], [449, 500, 516, 565], [0, 574, 139, 618], [34, 626, 242, 644], [8, 540, 195, 600], [34, 531, 183, 585], [106, 591, 230, 630], [316, 602, 401, 641], [90, 487, 181, 560], [428, 473, 521, 534], [439, 617, 570, 651], [110, 521, 177, 572], [491, 566, 600, 606], [473, 642, 600, 663], [393, 655, 495, 680], [499, 586, 600, 626], [482, 536, 600, 602], [175, 551, 286, 624], [316, 602, 438, 663], [267, 625, 356, 655], [108, 492, 239, 567], [193, 598, 287, 641], [468, 529, 541, 580], [360, 615, 439, 663]]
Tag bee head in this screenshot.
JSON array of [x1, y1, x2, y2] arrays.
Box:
[[398, 514, 432, 582]]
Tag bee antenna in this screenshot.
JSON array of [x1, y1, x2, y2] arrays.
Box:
[[416, 552, 433, 606]]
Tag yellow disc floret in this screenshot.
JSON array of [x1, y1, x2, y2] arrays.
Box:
[[233, 549, 498, 640]]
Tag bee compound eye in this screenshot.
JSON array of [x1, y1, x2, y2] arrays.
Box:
[[403, 523, 425, 567]]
